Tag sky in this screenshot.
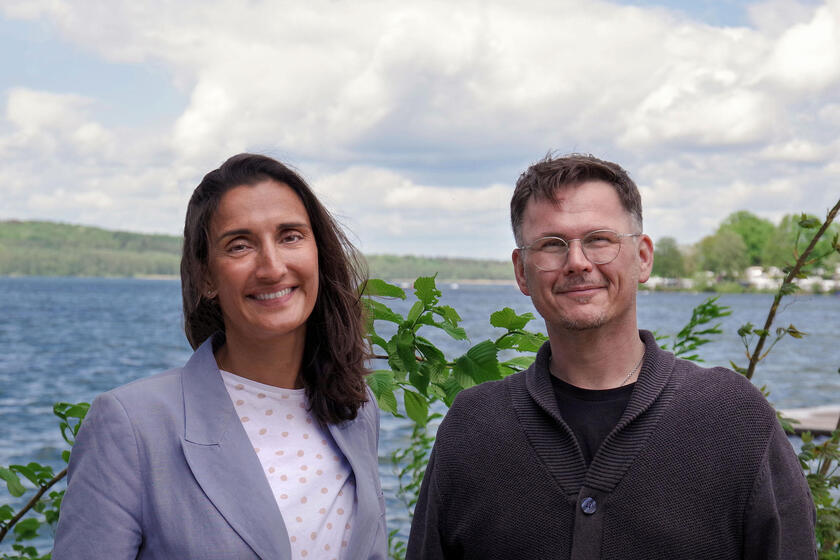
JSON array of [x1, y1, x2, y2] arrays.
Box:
[[0, 0, 838, 260]]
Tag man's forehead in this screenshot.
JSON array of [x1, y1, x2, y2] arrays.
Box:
[[527, 180, 622, 212]]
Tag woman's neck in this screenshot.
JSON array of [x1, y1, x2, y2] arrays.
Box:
[[214, 329, 306, 389]]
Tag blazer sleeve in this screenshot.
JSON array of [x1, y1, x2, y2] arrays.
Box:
[[53, 391, 144, 559], [742, 421, 817, 559]]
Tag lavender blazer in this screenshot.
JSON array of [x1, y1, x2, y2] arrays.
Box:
[[53, 335, 387, 559]]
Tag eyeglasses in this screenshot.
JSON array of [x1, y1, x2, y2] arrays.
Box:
[[518, 229, 641, 271]]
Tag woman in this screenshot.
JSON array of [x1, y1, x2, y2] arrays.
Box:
[[54, 154, 386, 559]]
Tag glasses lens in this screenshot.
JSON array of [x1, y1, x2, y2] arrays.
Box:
[[582, 230, 621, 264], [529, 237, 567, 271]]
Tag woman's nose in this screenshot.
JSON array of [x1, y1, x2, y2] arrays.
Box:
[[255, 245, 288, 280]]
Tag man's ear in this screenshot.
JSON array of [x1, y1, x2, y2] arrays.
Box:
[[637, 234, 654, 284], [512, 248, 530, 296]]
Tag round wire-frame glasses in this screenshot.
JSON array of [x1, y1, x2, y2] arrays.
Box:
[[519, 229, 642, 271]]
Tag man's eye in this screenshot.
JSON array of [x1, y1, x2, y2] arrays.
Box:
[[585, 233, 617, 246], [537, 238, 567, 252]]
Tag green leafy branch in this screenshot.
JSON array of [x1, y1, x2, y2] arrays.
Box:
[[659, 296, 731, 363], [734, 199, 840, 380], [361, 276, 546, 558], [0, 402, 88, 558]]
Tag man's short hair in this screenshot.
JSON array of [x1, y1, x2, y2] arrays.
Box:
[[510, 153, 643, 246]]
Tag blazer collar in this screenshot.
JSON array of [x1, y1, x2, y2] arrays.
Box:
[[180, 334, 291, 559]]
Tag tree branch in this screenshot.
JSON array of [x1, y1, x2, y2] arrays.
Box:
[[0, 467, 67, 544], [745, 198, 840, 379]]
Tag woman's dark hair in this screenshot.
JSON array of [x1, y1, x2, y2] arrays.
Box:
[[181, 153, 369, 424]]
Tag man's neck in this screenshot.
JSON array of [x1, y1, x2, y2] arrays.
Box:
[[547, 322, 645, 390]]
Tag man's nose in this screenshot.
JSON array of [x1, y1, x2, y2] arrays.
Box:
[[563, 239, 592, 274]]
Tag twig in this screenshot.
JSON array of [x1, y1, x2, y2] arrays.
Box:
[[745, 198, 840, 380], [0, 467, 67, 543]]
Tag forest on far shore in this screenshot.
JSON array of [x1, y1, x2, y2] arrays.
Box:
[[1, 212, 837, 283]]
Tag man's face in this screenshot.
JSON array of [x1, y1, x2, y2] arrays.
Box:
[[512, 180, 653, 336]]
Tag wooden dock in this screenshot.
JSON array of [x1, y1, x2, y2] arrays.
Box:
[[780, 405, 840, 436]]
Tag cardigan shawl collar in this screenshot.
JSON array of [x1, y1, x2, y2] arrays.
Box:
[[510, 329, 678, 496]]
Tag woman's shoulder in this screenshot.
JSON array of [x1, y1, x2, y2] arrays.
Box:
[[90, 367, 188, 427], [106, 367, 184, 400]]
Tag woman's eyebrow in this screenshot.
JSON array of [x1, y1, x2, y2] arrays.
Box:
[[215, 223, 312, 243]]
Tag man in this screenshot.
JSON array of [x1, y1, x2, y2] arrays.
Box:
[[407, 154, 816, 559]]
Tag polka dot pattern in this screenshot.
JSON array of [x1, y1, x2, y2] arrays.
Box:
[[220, 369, 356, 560]]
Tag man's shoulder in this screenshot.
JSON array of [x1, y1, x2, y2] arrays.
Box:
[[449, 371, 520, 412], [669, 356, 777, 425]]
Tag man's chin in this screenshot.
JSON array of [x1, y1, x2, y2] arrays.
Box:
[[555, 314, 607, 331]]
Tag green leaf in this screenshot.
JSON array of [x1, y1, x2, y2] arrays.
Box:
[[367, 333, 389, 353], [413, 276, 441, 306], [798, 214, 820, 229], [366, 370, 395, 399], [436, 377, 464, 407], [495, 331, 546, 352], [361, 278, 406, 299], [409, 364, 431, 396], [13, 517, 41, 540], [362, 299, 404, 324], [376, 388, 398, 415], [501, 355, 537, 371], [737, 323, 754, 337], [395, 330, 418, 374], [61, 450, 71, 463], [9, 464, 41, 487], [779, 282, 799, 296], [0, 467, 26, 497], [454, 340, 501, 384], [434, 305, 462, 326], [453, 367, 476, 390], [729, 360, 748, 376], [490, 307, 534, 330], [786, 324, 806, 339], [0, 504, 14, 522], [415, 336, 446, 366], [405, 301, 425, 325], [439, 321, 468, 341], [403, 390, 429, 426]]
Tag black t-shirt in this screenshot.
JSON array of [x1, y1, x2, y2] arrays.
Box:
[[549, 374, 634, 466]]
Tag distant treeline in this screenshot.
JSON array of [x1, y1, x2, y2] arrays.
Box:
[[0, 221, 182, 277], [0, 221, 514, 281], [652, 210, 840, 280]]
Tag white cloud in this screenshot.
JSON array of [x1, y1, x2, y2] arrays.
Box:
[[761, 1, 840, 92], [759, 139, 832, 162], [1, 0, 839, 258]]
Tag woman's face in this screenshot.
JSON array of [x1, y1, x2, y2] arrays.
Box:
[[206, 179, 319, 346]]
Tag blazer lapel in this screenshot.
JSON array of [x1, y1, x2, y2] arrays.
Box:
[[179, 336, 291, 560], [328, 405, 382, 559]]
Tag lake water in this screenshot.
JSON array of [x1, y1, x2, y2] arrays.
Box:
[[1, 277, 838, 550]]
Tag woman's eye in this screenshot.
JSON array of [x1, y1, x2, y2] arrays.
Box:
[[281, 232, 304, 244], [227, 242, 250, 253]]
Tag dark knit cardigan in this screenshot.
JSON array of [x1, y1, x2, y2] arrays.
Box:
[[407, 330, 816, 560]]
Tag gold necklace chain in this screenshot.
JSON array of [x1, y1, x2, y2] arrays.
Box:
[[619, 352, 645, 386]]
